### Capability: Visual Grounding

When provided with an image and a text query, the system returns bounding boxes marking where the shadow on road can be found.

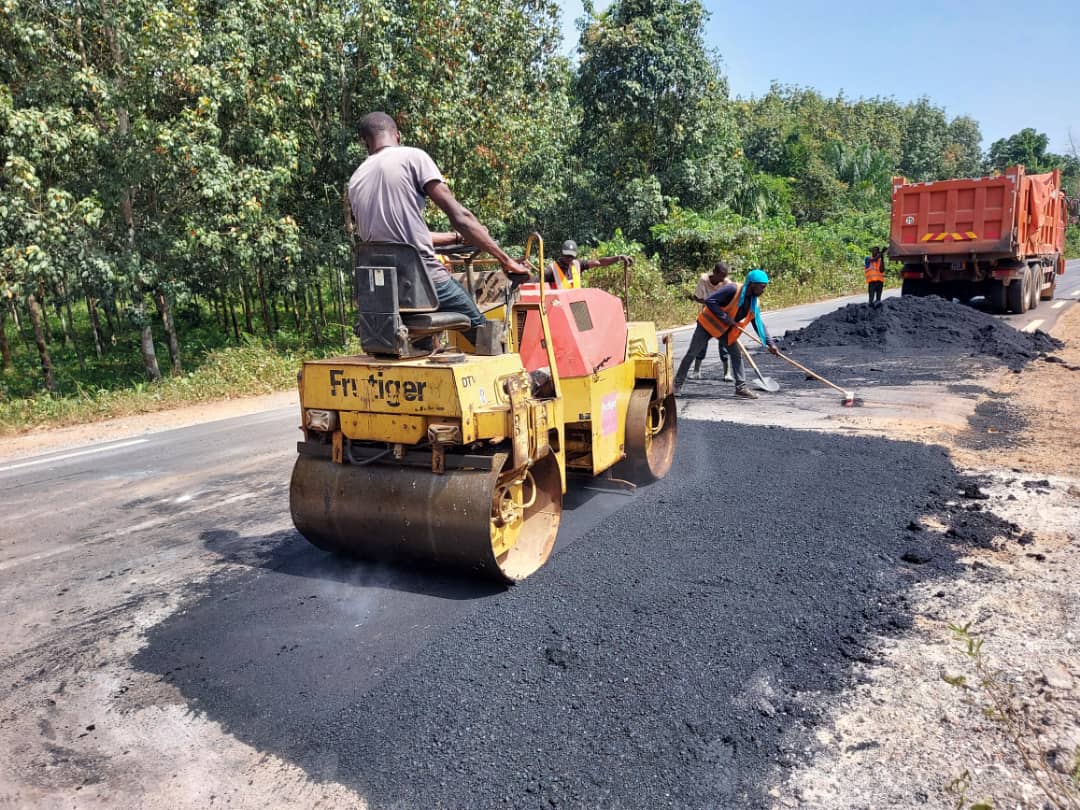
[201,527,506,601]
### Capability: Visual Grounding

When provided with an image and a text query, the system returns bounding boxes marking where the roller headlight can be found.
[305,409,338,432]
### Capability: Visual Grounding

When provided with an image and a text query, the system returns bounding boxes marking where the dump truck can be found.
[888,165,1068,313]
[288,236,677,582]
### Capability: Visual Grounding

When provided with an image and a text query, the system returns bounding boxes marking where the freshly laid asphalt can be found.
[135,420,1017,809]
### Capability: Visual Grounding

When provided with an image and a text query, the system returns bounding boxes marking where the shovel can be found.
[735,339,780,392]
[731,323,856,406]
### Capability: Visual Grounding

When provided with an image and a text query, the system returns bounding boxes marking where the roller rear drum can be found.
[290,453,562,582]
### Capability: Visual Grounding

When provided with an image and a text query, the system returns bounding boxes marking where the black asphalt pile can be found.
[135,422,1026,809]
[783,296,1061,369]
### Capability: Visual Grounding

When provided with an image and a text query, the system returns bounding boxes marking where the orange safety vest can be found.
[697,283,755,346]
[864,257,885,284]
[549,259,582,290]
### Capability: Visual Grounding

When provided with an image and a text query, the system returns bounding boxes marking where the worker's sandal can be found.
[735,386,758,399]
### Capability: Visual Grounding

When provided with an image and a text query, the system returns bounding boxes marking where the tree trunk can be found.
[0,305,13,372]
[314,281,326,330]
[10,300,33,353]
[239,276,253,333]
[107,12,160,382]
[307,286,322,344]
[228,294,240,342]
[212,290,224,330]
[336,268,347,345]
[54,292,73,349]
[132,283,161,381]
[155,290,182,375]
[256,267,272,338]
[60,280,86,371]
[37,282,54,342]
[271,292,280,333]
[26,292,57,394]
[290,292,301,332]
[102,293,117,339]
[85,295,104,359]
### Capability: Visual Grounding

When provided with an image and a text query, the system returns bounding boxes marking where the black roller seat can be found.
[402,311,472,335]
[354,242,470,356]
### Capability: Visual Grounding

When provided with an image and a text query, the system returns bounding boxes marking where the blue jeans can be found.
[434,278,485,328]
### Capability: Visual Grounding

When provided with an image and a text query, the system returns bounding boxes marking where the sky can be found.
[558,0,1079,155]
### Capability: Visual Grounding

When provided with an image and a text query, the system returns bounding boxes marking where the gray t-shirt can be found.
[347,145,450,285]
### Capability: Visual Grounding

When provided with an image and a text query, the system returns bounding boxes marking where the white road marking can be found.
[0,490,262,571]
[0,438,149,473]
[123,491,260,534]
[1022,319,1045,333]
[0,543,87,573]
[1052,301,1066,309]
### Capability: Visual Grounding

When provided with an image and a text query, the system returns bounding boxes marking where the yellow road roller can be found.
[289,236,677,581]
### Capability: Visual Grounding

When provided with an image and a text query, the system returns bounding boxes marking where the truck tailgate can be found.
[890,173,1017,258]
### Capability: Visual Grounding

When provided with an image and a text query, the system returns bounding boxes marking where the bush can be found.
[1066,223,1080,259]
[581,231,697,328]
[651,206,892,308]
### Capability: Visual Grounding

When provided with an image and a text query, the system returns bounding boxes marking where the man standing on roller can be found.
[347,111,530,336]
[674,269,779,399]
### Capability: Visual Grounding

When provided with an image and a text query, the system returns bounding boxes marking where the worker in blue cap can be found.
[674,269,779,399]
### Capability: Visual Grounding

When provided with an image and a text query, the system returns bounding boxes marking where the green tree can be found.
[987,128,1053,171]
[572,0,741,241]
[943,115,983,177]
[899,97,948,180]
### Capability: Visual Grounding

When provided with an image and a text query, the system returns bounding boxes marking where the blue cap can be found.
[746,269,769,284]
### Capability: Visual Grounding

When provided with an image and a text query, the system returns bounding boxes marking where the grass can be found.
[0,340,304,435]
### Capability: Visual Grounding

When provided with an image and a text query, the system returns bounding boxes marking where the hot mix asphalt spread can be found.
[135,421,1022,809]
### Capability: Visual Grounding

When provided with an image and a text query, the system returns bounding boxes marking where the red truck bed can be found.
[889,166,1064,261]
[887,165,1067,313]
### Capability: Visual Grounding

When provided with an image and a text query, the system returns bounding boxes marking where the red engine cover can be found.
[516,286,628,378]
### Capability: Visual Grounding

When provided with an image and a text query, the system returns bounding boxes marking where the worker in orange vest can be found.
[674,269,779,399]
[864,246,886,309]
[686,261,733,381]
[544,240,632,289]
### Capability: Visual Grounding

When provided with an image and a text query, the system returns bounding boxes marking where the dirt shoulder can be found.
[772,305,1080,809]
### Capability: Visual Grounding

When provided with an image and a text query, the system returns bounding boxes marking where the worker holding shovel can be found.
[674,269,779,399]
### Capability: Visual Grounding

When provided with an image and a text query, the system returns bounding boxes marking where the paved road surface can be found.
[0,259,1075,806]
[2,260,1076,661]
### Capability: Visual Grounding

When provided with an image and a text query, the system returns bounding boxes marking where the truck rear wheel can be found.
[988,280,1007,313]
[1040,271,1056,301]
[1027,266,1040,311]
[1006,277,1027,314]
[901,278,925,297]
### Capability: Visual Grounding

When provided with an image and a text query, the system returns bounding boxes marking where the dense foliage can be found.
[2,0,1078,413]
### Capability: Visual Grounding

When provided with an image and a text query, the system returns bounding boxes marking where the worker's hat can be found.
[746,269,769,284]
[560,240,578,257]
